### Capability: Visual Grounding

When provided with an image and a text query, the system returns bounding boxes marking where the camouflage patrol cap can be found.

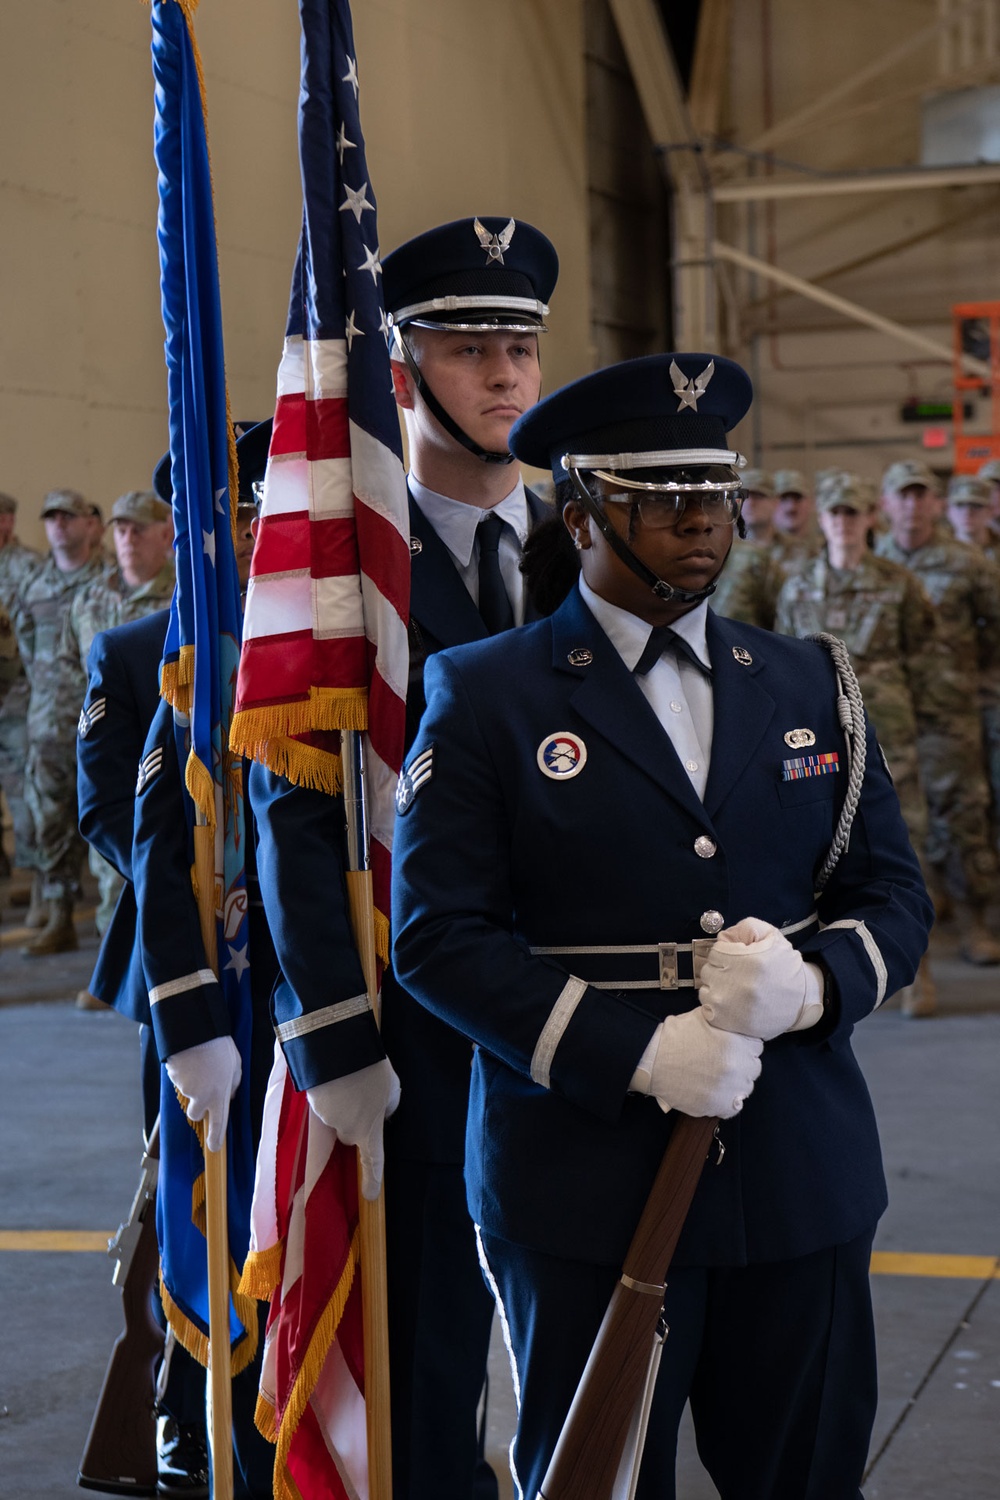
[975,458,1000,484]
[111,490,172,526]
[741,468,775,496]
[816,473,871,513]
[773,468,808,497]
[882,458,939,495]
[40,488,102,520]
[0,492,17,515]
[947,474,992,507]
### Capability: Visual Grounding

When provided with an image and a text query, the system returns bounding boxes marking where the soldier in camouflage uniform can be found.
[777,472,939,1014]
[976,457,1000,550]
[773,467,823,572]
[710,468,785,629]
[946,474,1000,869]
[876,458,1000,965]
[14,490,104,953]
[0,493,41,882]
[64,490,174,939]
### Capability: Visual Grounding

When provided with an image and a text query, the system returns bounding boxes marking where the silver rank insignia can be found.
[537,731,588,780]
[732,646,753,666]
[396,745,434,813]
[135,746,164,795]
[78,697,106,739]
[784,728,816,749]
[474,217,515,265]
[669,358,715,413]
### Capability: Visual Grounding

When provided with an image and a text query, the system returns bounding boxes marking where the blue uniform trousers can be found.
[479,1227,877,1500]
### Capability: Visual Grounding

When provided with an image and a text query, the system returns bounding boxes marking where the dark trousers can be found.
[480,1227,878,1500]
[385,1157,499,1500]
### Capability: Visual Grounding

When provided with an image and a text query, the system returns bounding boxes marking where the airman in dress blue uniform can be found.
[392,354,933,1500]
[250,215,559,1500]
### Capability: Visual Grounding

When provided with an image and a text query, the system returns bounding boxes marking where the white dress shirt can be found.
[578,577,714,800]
[408,476,530,626]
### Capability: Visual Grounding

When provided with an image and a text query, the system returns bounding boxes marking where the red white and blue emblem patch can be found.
[537,731,588,780]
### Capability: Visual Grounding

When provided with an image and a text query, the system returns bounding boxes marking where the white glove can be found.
[165,1036,242,1153]
[307,1059,401,1201]
[631,1008,764,1119]
[698,918,825,1041]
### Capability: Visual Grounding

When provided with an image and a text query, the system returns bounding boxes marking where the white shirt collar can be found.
[578,575,711,672]
[408,475,529,568]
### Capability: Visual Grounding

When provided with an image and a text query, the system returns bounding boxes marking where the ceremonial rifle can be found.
[78,1122,163,1496]
[538,1114,718,1500]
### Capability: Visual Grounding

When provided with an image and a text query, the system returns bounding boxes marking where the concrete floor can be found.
[1,870,998,1499]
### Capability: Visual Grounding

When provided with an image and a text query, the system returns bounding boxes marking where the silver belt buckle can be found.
[658,943,678,989]
[691,938,716,986]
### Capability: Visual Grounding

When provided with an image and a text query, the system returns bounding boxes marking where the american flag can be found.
[233,0,409,1495]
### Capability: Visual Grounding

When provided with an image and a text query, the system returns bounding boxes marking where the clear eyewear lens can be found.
[634,492,741,529]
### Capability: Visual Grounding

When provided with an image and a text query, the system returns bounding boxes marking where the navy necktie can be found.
[633,624,712,678]
[477,512,515,634]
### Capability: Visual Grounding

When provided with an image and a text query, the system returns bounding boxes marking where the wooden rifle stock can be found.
[78,1125,164,1496]
[539,1114,719,1500]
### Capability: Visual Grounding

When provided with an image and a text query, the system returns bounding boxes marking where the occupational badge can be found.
[77,697,106,739]
[783,728,816,749]
[409,536,423,557]
[567,648,593,667]
[732,646,753,665]
[396,745,434,813]
[537,732,588,780]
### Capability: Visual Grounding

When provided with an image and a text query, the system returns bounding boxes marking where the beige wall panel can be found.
[3,1,591,551]
[716,0,1000,479]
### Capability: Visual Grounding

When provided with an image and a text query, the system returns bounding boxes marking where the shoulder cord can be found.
[808,631,867,892]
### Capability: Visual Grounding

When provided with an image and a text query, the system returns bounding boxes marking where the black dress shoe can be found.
[156,1415,210,1497]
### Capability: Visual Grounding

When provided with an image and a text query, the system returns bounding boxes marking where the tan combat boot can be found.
[955,904,1000,966]
[900,954,937,1018]
[20,896,78,956]
[23,873,48,928]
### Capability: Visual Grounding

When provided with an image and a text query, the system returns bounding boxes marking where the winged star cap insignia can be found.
[474,217,516,265]
[669,358,715,413]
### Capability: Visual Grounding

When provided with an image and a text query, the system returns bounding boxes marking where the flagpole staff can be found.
[342,729,393,1500]
[193,814,234,1500]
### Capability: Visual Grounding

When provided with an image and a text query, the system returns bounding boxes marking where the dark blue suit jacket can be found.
[392,588,933,1268]
[383,485,551,1160]
[78,610,169,1021]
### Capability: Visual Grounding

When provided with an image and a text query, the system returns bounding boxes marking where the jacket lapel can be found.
[703,612,776,816]
[551,591,709,823]
[407,488,487,648]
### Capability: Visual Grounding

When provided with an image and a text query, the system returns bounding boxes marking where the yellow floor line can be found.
[870,1251,1000,1279]
[0,1236,996,1279]
[0,1230,110,1252]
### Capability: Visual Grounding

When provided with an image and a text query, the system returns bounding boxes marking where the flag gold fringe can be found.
[254,1392,278,1445]
[373,907,390,968]
[160,645,195,717]
[238,1242,283,1302]
[268,1224,362,1500]
[159,1264,259,1379]
[229,686,368,765]
[185,749,216,828]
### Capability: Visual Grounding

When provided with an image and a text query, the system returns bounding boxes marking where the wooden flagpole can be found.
[193,818,234,1500]
[342,730,393,1500]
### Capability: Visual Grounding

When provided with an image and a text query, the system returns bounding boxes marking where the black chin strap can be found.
[570,471,721,605]
[398,334,515,465]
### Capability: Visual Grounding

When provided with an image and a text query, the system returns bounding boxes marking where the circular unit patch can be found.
[537,731,588,781]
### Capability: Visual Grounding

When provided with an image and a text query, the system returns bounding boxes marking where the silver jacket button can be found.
[694,836,717,859]
[700,909,725,934]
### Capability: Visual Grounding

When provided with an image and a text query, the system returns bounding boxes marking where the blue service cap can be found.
[152,420,267,506]
[509,353,753,482]
[382,216,558,332]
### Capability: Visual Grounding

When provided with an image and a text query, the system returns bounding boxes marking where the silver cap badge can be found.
[669,358,715,413]
[474,217,515,265]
